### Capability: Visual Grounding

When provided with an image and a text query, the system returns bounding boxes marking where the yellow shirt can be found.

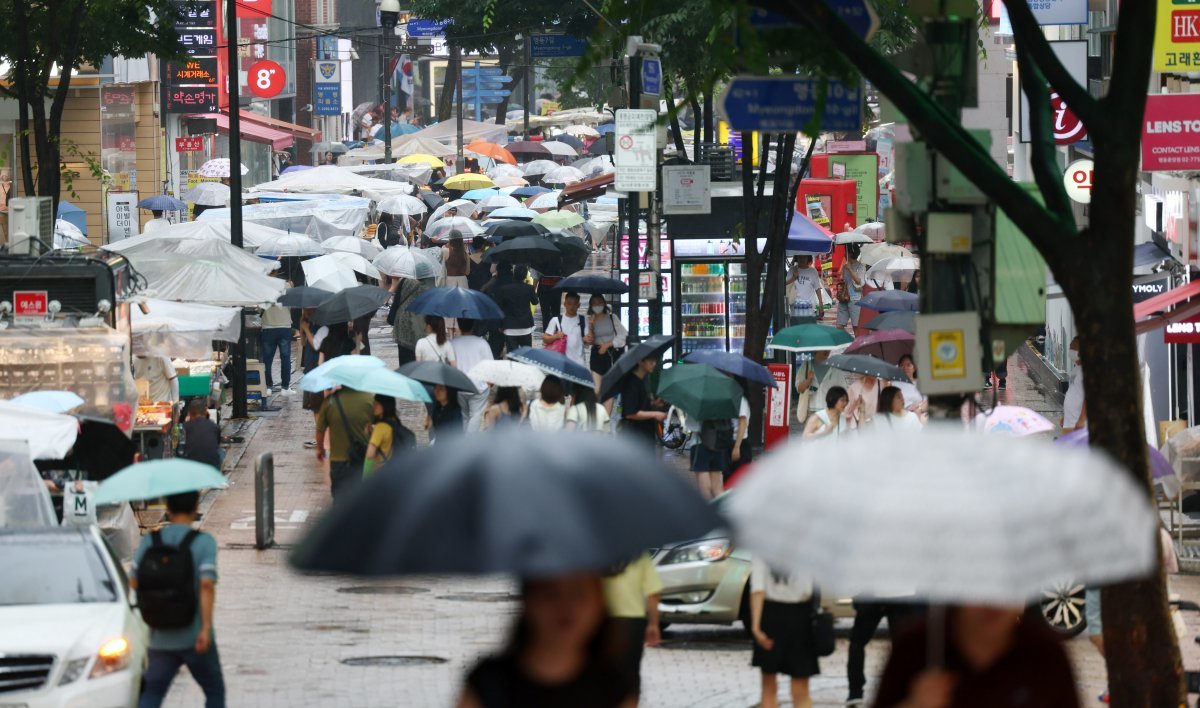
[602,554,663,619]
[368,421,394,465]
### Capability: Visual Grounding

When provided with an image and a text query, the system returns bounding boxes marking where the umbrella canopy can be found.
[289,430,721,577]
[769,323,854,352]
[279,286,334,308]
[786,212,835,255]
[254,232,325,258]
[466,141,517,165]
[489,207,538,220]
[396,361,477,392]
[533,210,585,229]
[444,173,495,191]
[479,194,523,211]
[552,274,629,294]
[522,159,559,177]
[373,246,440,279]
[835,231,875,245]
[825,353,906,381]
[63,417,137,482]
[599,334,676,400]
[183,182,231,206]
[983,406,1057,437]
[728,428,1158,604]
[550,134,585,150]
[308,251,381,279]
[543,166,585,184]
[132,299,240,356]
[682,351,776,389]
[859,242,914,268]
[545,232,590,275]
[597,123,615,135]
[541,141,579,159]
[859,290,919,313]
[507,346,593,388]
[197,158,248,178]
[429,199,479,223]
[863,310,916,333]
[310,285,391,325]
[0,402,78,460]
[56,201,88,235]
[844,329,915,363]
[94,459,227,505]
[299,353,388,392]
[406,286,503,320]
[527,191,563,210]
[306,266,360,293]
[323,235,383,259]
[1057,428,1173,480]
[565,124,600,138]
[397,153,445,169]
[506,141,551,159]
[485,220,547,243]
[281,165,313,175]
[492,175,529,188]
[138,195,187,211]
[866,257,920,283]
[307,364,430,402]
[418,190,446,210]
[657,363,743,421]
[377,194,428,217]
[426,216,485,242]
[487,163,526,180]
[468,360,546,390]
[54,219,89,249]
[462,187,501,201]
[483,235,562,272]
[512,185,552,197]
[10,391,85,414]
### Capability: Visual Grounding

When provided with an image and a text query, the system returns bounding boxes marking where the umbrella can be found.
[94,459,227,505]
[281,165,314,175]
[1057,428,1173,480]
[316,365,430,402]
[492,175,528,188]
[289,430,721,577]
[541,141,579,159]
[565,124,600,138]
[656,363,743,421]
[429,199,479,223]
[0,401,78,460]
[533,210,585,229]
[373,246,439,279]
[859,242,914,268]
[307,267,360,293]
[479,194,523,211]
[466,141,517,165]
[489,207,538,220]
[279,286,334,308]
[398,153,445,169]
[396,361,477,392]
[522,159,560,177]
[863,310,916,333]
[484,235,562,271]
[54,219,89,249]
[418,190,445,210]
[377,194,428,216]
[63,417,137,481]
[507,346,593,388]
[183,182,231,207]
[866,257,920,283]
[137,195,187,211]
[844,329,915,363]
[825,353,907,381]
[545,232,590,275]
[983,406,1057,437]
[57,202,88,235]
[552,274,629,294]
[311,251,381,279]
[785,211,835,255]
[426,216,485,242]
[299,353,388,392]
[487,163,525,180]
[406,286,503,320]
[485,220,547,243]
[727,428,1157,604]
[462,188,501,201]
[10,390,85,413]
[310,285,391,326]
[859,290,919,313]
[469,360,546,389]
[682,351,776,389]
[527,191,563,210]
[197,158,248,179]
[599,334,676,400]
[768,323,854,352]
[444,173,495,191]
[597,123,615,135]
[512,186,552,197]
[507,141,551,159]
[254,233,325,258]
[543,166,585,184]
[323,235,383,259]
[835,231,875,245]
[550,134,585,150]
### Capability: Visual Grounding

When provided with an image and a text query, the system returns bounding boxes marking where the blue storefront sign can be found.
[719,76,862,133]
[530,32,588,58]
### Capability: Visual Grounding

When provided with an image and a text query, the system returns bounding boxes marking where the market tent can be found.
[103,219,296,251]
[132,298,242,357]
[252,166,414,201]
[103,238,284,306]
[392,135,458,157]
[0,403,79,462]
[409,118,507,147]
[198,197,371,240]
[0,441,57,527]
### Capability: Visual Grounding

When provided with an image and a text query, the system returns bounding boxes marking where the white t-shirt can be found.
[750,557,812,603]
[1063,364,1085,428]
[792,268,823,307]
[528,400,566,431]
[415,334,456,364]
[804,361,848,413]
[547,313,587,365]
[894,380,924,410]
[452,335,493,393]
[732,396,751,437]
[879,411,922,432]
[566,402,610,432]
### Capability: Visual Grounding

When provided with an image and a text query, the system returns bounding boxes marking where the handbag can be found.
[835,279,851,304]
[333,393,370,466]
[810,588,836,657]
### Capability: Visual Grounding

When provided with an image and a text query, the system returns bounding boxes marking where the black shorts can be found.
[690,445,730,474]
[590,345,622,375]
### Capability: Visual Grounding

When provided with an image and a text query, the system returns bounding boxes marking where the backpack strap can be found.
[178,529,200,551]
[151,530,164,548]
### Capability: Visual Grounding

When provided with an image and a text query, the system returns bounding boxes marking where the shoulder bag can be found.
[333,393,370,465]
[810,587,836,657]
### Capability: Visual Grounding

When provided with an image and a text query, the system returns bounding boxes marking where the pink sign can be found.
[1143,94,1200,172]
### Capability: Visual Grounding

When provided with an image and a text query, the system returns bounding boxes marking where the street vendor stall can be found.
[199,195,372,240]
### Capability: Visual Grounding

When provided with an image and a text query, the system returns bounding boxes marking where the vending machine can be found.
[674,239,770,356]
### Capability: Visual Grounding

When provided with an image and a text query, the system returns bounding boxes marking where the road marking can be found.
[231,508,309,530]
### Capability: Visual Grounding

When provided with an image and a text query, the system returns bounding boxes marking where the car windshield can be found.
[0,533,117,605]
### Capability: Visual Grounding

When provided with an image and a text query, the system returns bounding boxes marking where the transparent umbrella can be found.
[323,235,383,259]
[373,246,439,279]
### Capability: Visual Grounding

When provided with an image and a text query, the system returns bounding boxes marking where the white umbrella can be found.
[543,166,585,184]
[541,141,578,158]
[377,194,429,217]
[491,175,528,188]
[527,191,562,210]
[564,124,600,138]
[183,182,231,207]
[479,194,522,212]
[254,232,325,257]
[835,231,875,245]
[426,217,485,241]
[303,257,361,292]
[54,219,89,249]
[468,360,545,390]
[373,246,440,279]
[197,158,248,178]
[487,163,526,180]
[323,235,383,259]
[429,199,479,223]
[855,222,887,242]
[728,427,1157,604]
[307,251,380,279]
[522,159,559,177]
[858,242,914,268]
[865,256,920,282]
[9,391,85,414]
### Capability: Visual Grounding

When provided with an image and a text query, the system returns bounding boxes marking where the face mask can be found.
[591,306,605,314]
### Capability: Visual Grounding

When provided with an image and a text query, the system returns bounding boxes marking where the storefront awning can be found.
[239,110,321,143]
[191,112,293,150]
[1134,279,1200,335]
[559,173,613,206]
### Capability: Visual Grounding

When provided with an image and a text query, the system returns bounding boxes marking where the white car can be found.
[0,525,147,707]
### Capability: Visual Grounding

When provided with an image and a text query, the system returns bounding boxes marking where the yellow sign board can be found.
[1154,1,1200,72]
[540,101,561,116]
[927,329,966,380]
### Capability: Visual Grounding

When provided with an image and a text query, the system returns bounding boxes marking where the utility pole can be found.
[455,45,464,165]
[523,36,532,139]
[625,50,643,342]
[380,0,400,163]
[226,0,246,419]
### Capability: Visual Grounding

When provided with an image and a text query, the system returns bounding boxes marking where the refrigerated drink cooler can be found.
[676,259,768,355]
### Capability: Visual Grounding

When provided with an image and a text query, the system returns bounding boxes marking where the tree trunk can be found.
[702,91,714,144]
[665,85,687,155]
[436,53,459,123]
[493,47,514,125]
[688,95,702,158]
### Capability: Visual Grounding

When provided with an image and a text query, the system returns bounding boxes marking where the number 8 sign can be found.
[248,60,285,99]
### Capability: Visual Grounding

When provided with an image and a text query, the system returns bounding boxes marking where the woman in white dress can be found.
[876,386,922,432]
[803,386,850,440]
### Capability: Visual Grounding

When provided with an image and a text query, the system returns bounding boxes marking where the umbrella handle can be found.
[926,603,945,670]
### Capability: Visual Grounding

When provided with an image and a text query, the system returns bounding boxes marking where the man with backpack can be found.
[131,491,225,707]
[316,385,376,499]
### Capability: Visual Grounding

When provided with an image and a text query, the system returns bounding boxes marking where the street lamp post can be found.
[379,0,400,163]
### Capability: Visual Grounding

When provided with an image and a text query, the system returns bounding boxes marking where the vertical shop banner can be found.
[764,363,791,450]
[826,153,878,222]
[314,60,341,115]
[106,192,139,242]
[1142,94,1200,172]
[1156,0,1200,71]
[99,85,138,194]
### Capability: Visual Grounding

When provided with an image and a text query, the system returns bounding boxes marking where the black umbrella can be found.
[310,285,391,326]
[599,334,676,401]
[863,310,916,334]
[279,286,334,309]
[484,220,547,243]
[484,235,562,272]
[289,430,721,576]
[825,353,907,381]
[418,190,445,210]
[66,417,137,481]
[552,273,629,294]
[552,134,585,150]
[546,232,590,275]
[397,360,477,392]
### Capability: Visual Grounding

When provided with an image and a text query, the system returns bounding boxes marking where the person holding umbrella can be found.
[803,386,850,440]
[316,384,375,498]
[483,386,527,429]
[453,319,495,432]
[786,256,825,323]
[565,385,610,433]
[619,356,667,447]
[415,316,457,366]
[389,273,436,368]
[528,376,568,432]
[846,374,881,429]
[877,386,922,432]
[492,264,540,354]
[426,384,464,441]
[443,232,471,337]
[837,244,866,331]
[748,555,820,708]
[586,294,627,403]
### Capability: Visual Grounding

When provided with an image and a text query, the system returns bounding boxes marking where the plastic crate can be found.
[178,374,211,398]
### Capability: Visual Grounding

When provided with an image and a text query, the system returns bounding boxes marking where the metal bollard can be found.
[254,452,275,549]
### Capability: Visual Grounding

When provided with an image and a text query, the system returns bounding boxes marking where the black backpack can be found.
[700,418,734,452]
[138,530,200,629]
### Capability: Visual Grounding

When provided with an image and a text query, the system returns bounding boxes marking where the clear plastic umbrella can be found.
[306,252,380,279]
[479,194,522,211]
[866,256,920,282]
[377,194,428,217]
[183,182,231,206]
[522,159,559,177]
[429,199,479,223]
[323,235,383,259]
[254,233,325,257]
[859,242,914,268]
[527,191,562,210]
[543,166,585,184]
[468,360,546,390]
[373,246,440,279]
[426,217,485,242]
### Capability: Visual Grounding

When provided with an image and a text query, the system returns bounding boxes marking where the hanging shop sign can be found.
[175,137,205,152]
[1155,0,1200,72]
[1142,94,1200,172]
[248,59,285,99]
[1019,41,1087,144]
[313,60,341,116]
[1062,159,1093,204]
[1165,315,1200,344]
[166,58,219,86]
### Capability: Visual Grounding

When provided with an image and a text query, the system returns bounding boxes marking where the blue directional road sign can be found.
[462,66,505,77]
[747,0,879,41]
[641,57,662,95]
[530,33,588,58]
[405,18,448,37]
[718,76,862,133]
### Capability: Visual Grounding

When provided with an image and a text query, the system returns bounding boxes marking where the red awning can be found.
[192,112,294,150]
[558,173,614,206]
[1134,279,1200,335]
[239,110,321,143]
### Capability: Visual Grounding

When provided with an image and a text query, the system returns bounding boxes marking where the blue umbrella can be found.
[137,195,187,211]
[406,286,503,320]
[508,346,593,387]
[512,186,552,197]
[462,188,500,201]
[597,124,616,135]
[859,290,919,313]
[57,201,87,235]
[785,211,834,254]
[396,123,419,135]
[682,350,777,389]
[282,165,315,175]
[300,354,388,392]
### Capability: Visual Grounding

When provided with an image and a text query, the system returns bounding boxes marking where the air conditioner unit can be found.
[8,197,54,255]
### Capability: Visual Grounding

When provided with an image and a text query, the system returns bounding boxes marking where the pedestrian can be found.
[453,318,494,431]
[872,606,1079,708]
[748,556,820,708]
[317,321,359,363]
[458,573,636,707]
[618,356,667,447]
[803,386,849,440]
[837,244,866,331]
[894,354,926,415]
[845,597,921,706]
[426,383,464,442]
[543,291,588,366]
[351,312,373,356]
[731,383,752,473]
[299,308,324,448]
[444,231,471,337]
[377,213,402,249]
[363,394,415,476]
[315,385,375,499]
[529,375,568,431]
[322,150,337,165]
[1062,336,1086,432]
[132,491,225,708]
[877,385,922,431]
[537,270,563,332]
[846,373,880,429]
[467,236,492,291]
[688,412,730,500]
[481,262,508,358]
[415,315,457,365]
[389,274,435,367]
[144,210,171,232]
[483,386,526,429]
[586,294,627,404]
[983,353,1008,390]
[786,256,825,323]
[602,553,662,692]
[133,355,179,403]
[565,385,610,433]
[493,264,540,354]
[794,351,846,426]
[260,300,293,394]
[180,399,222,471]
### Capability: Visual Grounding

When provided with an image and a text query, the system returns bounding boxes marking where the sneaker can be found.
[983,379,993,390]
[998,378,1007,390]
[1098,690,1109,703]
[303,440,317,448]
[270,385,281,392]
[279,388,295,396]
[846,699,865,707]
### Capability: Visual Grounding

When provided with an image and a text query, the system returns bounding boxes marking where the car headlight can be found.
[659,538,732,565]
[89,637,131,679]
[59,657,91,685]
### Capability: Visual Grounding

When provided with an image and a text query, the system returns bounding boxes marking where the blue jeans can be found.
[139,645,226,708]
[260,328,292,388]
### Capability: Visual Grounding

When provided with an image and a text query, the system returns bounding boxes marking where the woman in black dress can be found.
[749,557,820,708]
[459,574,636,708]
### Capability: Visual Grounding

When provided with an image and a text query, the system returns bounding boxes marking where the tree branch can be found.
[1003,0,1100,132]
[1104,0,1156,139]
[1015,41,1074,228]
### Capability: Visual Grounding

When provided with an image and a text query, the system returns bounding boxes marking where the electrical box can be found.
[927,212,973,254]
[893,141,931,214]
[935,129,990,204]
[914,311,984,395]
[8,197,54,256]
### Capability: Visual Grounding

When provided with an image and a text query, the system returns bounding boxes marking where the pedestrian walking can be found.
[894,354,926,415]
[1062,336,1086,432]
[602,554,662,692]
[837,244,866,331]
[299,308,323,448]
[618,356,667,447]
[543,292,588,366]
[317,321,359,362]
[565,385,610,433]
[426,383,464,441]
[748,556,820,708]
[846,373,880,429]
[731,385,752,473]
[493,264,540,354]
[587,294,627,406]
[786,256,825,323]
[537,270,563,332]
[352,312,373,356]
[444,232,471,337]
[467,236,492,291]
[415,316,457,366]
[180,399,222,471]
[876,386,922,432]
[528,375,567,431]
[389,274,435,367]
[794,351,847,426]
[483,386,526,429]
[453,319,494,432]
[845,598,921,706]
[315,385,375,499]
[260,301,293,393]
[688,411,730,500]
[803,386,849,440]
[458,574,636,708]
[132,491,226,708]
[363,394,415,476]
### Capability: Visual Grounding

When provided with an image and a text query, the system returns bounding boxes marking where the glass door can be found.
[678,261,728,355]
[727,261,767,354]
